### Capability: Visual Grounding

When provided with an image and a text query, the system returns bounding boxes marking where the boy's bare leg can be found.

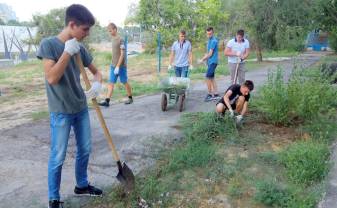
[106,83,114,98]
[216,103,225,114]
[211,79,218,95]
[124,82,133,104]
[98,83,114,107]
[235,96,245,113]
[206,79,212,94]
[124,82,132,97]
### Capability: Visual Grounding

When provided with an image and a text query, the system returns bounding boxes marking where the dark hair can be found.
[108,22,117,30]
[206,27,214,32]
[237,29,245,37]
[243,80,254,91]
[65,4,95,26]
[180,30,186,35]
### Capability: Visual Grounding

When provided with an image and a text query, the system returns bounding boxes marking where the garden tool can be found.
[232,57,243,85]
[75,54,135,193]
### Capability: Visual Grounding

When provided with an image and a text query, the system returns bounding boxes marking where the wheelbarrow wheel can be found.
[178,94,185,112]
[161,93,168,111]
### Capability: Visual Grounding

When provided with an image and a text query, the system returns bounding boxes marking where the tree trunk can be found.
[255,42,263,62]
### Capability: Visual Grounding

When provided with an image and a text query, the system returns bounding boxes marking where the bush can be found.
[287,69,337,120]
[328,28,337,53]
[257,66,337,125]
[258,67,290,125]
[279,141,330,186]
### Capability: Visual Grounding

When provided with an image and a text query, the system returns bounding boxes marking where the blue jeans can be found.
[175,66,189,77]
[48,108,91,200]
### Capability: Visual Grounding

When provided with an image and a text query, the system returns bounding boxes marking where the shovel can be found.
[232,57,242,85]
[75,54,135,193]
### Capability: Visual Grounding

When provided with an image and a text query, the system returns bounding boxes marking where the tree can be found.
[132,0,230,51]
[6,19,22,26]
[32,8,66,45]
[243,0,315,61]
[0,18,5,25]
[315,0,337,52]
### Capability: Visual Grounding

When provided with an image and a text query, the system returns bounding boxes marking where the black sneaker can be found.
[98,100,109,107]
[124,97,133,105]
[48,200,64,208]
[204,94,213,102]
[74,184,103,197]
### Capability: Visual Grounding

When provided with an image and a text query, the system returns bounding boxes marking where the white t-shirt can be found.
[226,38,250,63]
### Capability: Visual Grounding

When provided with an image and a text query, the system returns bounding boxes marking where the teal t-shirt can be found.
[37,37,93,114]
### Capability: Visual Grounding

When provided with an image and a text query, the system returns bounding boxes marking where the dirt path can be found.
[0,52,325,208]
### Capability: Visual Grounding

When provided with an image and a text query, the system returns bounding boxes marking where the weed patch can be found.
[279,140,330,186]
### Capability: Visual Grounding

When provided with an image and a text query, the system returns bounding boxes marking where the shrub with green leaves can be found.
[287,69,337,120]
[257,65,337,125]
[258,67,290,125]
[279,141,330,186]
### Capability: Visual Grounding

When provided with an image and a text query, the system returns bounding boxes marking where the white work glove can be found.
[228,109,234,118]
[114,67,120,75]
[197,59,203,64]
[84,81,102,99]
[236,115,243,123]
[64,38,80,56]
[167,64,173,71]
[189,65,194,70]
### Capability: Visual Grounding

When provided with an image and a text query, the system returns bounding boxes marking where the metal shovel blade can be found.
[116,161,135,193]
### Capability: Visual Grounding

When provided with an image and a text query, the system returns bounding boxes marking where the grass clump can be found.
[180,112,238,143]
[279,140,330,186]
[166,140,216,172]
[254,180,293,207]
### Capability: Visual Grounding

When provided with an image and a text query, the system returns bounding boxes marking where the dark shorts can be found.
[206,63,217,79]
[216,97,236,110]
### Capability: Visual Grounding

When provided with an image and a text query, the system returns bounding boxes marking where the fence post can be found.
[157,32,161,74]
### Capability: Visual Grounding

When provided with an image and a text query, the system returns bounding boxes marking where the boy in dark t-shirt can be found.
[37,4,103,208]
[216,80,254,123]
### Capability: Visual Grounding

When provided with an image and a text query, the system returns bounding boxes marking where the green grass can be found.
[279,140,330,186]
[31,110,49,121]
[83,102,335,208]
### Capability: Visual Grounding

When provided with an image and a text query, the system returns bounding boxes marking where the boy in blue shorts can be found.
[198,27,220,102]
[99,22,133,106]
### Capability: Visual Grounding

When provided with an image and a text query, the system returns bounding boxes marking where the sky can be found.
[2,0,138,27]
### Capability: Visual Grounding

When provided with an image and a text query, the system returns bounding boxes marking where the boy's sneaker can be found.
[48,200,64,208]
[212,94,221,100]
[74,184,103,197]
[124,97,133,105]
[204,94,213,102]
[98,100,109,107]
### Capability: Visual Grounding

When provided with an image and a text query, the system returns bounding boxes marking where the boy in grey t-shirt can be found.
[37,4,103,208]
